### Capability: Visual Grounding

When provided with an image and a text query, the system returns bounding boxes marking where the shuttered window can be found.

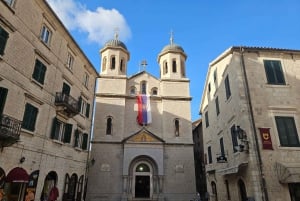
[264,60,285,85]
[32,59,46,85]
[82,133,88,150]
[0,26,9,56]
[50,117,72,143]
[275,116,299,147]
[22,103,38,131]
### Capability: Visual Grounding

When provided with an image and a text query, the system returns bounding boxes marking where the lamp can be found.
[236,126,247,140]
[19,156,25,163]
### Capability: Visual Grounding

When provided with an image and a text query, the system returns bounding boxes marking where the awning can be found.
[275,162,300,183]
[5,167,29,183]
[216,162,248,175]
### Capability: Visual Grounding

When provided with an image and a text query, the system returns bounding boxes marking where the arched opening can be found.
[211,181,218,201]
[238,179,247,201]
[174,119,180,136]
[4,167,29,201]
[40,171,58,201]
[106,117,112,135]
[102,57,107,71]
[129,156,158,199]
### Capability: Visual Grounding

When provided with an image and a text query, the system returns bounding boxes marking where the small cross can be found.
[140,60,148,71]
[114,27,119,40]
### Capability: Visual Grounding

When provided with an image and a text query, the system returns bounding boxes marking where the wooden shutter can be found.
[74,129,79,147]
[50,117,58,139]
[62,83,71,95]
[82,133,88,150]
[0,87,8,115]
[85,103,90,118]
[63,123,72,143]
[0,27,9,55]
[22,103,38,131]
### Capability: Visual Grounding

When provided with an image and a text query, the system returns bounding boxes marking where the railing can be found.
[55,92,79,114]
[0,114,22,145]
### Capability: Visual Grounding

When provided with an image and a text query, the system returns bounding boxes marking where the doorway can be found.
[135,176,150,198]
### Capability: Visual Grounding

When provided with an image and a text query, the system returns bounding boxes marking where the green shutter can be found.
[63,123,72,143]
[0,87,8,115]
[85,103,90,118]
[22,103,38,131]
[40,63,46,84]
[74,129,79,147]
[82,133,88,150]
[50,118,58,139]
[78,96,82,113]
[0,27,9,55]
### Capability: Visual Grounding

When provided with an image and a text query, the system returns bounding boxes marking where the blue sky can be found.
[47,0,300,121]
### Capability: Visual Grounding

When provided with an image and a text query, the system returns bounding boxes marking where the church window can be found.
[174,118,180,136]
[141,81,147,94]
[163,61,168,74]
[106,116,112,135]
[111,56,116,69]
[120,58,125,72]
[130,87,136,95]
[102,57,107,71]
[181,61,185,77]
[172,60,177,73]
[151,87,158,96]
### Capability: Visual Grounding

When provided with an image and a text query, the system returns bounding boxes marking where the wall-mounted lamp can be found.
[19,156,25,163]
[235,126,249,152]
[236,126,247,140]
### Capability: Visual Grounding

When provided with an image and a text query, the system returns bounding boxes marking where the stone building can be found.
[192,119,207,200]
[200,46,300,201]
[0,1,97,201]
[87,34,196,201]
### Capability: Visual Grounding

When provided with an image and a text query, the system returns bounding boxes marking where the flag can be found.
[137,94,152,125]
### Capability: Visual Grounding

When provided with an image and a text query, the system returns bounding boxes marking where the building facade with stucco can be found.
[200,46,300,201]
[0,1,98,201]
[87,34,196,201]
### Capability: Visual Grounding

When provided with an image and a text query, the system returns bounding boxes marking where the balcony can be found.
[55,92,79,118]
[0,114,22,148]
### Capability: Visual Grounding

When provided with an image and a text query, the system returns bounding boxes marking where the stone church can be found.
[87,34,196,201]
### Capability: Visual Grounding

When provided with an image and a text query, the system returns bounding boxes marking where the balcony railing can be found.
[0,114,22,147]
[55,92,79,117]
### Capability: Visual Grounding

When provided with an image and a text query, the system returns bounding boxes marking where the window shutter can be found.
[0,27,9,55]
[63,123,72,143]
[85,103,90,118]
[40,63,46,84]
[74,129,79,147]
[0,87,8,115]
[82,133,88,150]
[78,96,82,113]
[50,118,58,139]
[22,104,38,131]
[231,125,238,152]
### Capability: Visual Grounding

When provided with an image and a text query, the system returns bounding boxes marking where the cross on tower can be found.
[140,60,148,71]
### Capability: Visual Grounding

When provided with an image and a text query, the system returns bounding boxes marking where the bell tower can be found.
[100,31,130,77]
[157,32,187,80]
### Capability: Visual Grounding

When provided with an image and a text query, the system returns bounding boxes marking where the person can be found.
[196,192,202,201]
[25,190,35,201]
[0,190,4,201]
[48,184,59,201]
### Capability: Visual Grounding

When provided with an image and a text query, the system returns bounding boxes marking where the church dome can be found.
[161,43,184,53]
[160,33,184,54]
[103,32,127,50]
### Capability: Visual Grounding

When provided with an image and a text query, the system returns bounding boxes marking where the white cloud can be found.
[47,0,131,45]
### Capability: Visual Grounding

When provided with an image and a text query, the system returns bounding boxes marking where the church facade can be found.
[87,35,196,201]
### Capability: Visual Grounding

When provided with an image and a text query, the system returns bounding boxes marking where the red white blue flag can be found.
[137,94,152,125]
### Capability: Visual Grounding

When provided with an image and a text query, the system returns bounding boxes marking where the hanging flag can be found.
[137,94,152,125]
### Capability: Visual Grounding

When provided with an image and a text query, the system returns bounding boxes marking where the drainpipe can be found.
[239,47,269,201]
[83,76,98,201]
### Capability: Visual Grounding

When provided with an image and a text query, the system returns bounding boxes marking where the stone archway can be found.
[127,156,160,200]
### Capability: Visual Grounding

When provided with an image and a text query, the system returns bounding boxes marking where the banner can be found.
[137,94,152,125]
[259,128,273,150]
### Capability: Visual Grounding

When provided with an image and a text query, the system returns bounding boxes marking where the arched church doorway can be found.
[134,163,151,198]
[130,157,158,199]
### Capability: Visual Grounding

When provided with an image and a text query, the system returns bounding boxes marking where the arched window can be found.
[141,81,147,94]
[151,87,158,96]
[102,57,107,71]
[181,61,185,77]
[76,175,84,201]
[211,181,218,201]
[238,179,247,201]
[172,60,177,73]
[130,87,136,95]
[175,119,179,136]
[106,117,112,135]
[163,61,168,74]
[120,58,125,72]
[111,56,116,69]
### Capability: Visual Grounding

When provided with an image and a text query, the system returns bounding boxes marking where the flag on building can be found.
[137,94,152,125]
